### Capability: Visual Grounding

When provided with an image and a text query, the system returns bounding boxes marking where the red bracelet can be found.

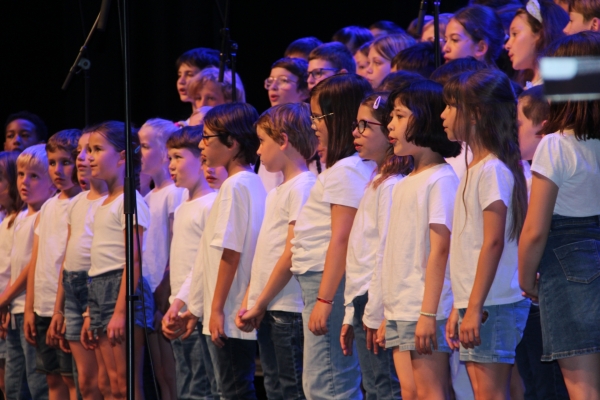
[316,297,334,305]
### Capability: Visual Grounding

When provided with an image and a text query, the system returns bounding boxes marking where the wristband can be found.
[316,297,334,305]
[53,310,64,317]
[82,311,90,318]
[420,311,436,318]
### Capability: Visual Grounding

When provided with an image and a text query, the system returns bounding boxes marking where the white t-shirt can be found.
[65,191,107,272]
[532,131,600,217]
[382,164,457,321]
[343,174,400,328]
[144,184,185,292]
[257,160,321,194]
[170,191,217,308]
[0,215,15,295]
[247,171,316,313]
[291,154,376,275]
[10,210,38,313]
[187,171,266,340]
[33,195,74,317]
[445,142,473,180]
[450,154,524,309]
[522,161,532,198]
[89,192,150,277]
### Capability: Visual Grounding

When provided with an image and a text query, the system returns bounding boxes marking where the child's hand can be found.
[415,315,438,355]
[308,301,332,336]
[364,323,381,355]
[161,303,184,339]
[0,308,8,340]
[107,311,126,346]
[521,272,540,304]
[240,305,266,330]
[376,320,387,348]
[459,307,482,349]
[179,311,199,340]
[23,310,37,346]
[340,324,354,356]
[48,313,65,341]
[234,308,254,333]
[80,315,97,350]
[209,310,228,348]
[445,308,460,351]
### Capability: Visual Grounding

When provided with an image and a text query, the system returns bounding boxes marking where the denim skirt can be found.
[538,214,600,361]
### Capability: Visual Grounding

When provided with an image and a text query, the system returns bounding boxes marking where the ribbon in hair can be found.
[373,96,382,110]
[526,0,543,23]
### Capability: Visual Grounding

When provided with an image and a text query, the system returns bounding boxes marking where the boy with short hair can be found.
[564,0,600,34]
[284,37,323,60]
[161,125,219,400]
[0,144,57,400]
[24,130,82,399]
[391,41,437,78]
[307,42,356,90]
[187,67,246,109]
[176,47,220,120]
[4,111,48,152]
[237,103,318,399]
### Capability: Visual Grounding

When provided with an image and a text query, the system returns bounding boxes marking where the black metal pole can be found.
[434,0,441,68]
[218,0,230,83]
[415,0,428,38]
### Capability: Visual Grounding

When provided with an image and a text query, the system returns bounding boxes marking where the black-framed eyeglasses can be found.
[310,113,334,123]
[202,131,228,145]
[307,68,339,80]
[351,120,385,134]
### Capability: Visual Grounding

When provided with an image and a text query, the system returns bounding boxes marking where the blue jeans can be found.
[171,322,219,400]
[257,311,305,400]
[63,270,89,342]
[206,335,256,400]
[515,304,569,400]
[297,271,362,400]
[352,293,400,400]
[5,313,49,400]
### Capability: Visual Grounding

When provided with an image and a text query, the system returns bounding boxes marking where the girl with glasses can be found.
[265,58,309,108]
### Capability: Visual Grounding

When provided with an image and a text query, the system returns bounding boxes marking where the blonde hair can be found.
[140,118,179,147]
[17,144,50,176]
[187,67,246,103]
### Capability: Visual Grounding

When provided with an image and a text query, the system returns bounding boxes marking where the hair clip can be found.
[526,0,543,24]
[373,96,382,110]
[134,145,140,154]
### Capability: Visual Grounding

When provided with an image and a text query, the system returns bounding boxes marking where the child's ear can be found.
[591,17,600,31]
[474,40,489,60]
[279,132,290,150]
[340,68,349,74]
[541,119,547,127]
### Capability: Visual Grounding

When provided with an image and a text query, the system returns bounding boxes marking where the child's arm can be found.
[518,173,557,301]
[24,215,41,346]
[48,225,71,344]
[460,200,507,349]
[309,204,357,336]
[154,212,175,317]
[209,248,241,348]
[234,285,253,332]
[241,223,296,327]
[415,223,451,355]
[107,226,143,346]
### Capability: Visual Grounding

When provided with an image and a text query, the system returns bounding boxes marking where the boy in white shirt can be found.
[0,144,57,399]
[237,103,318,399]
[24,130,83,399]
[139,118,184,400]
[160,126,219,399]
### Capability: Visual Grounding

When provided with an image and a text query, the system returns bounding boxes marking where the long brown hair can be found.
[443,69,527,241]
[0,151,25,228]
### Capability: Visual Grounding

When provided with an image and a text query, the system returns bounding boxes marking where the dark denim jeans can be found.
[172,322,219,400]
[206,335,257,400]
[515,304,569,400]
[352,293,401,400]
[257,310,305,400]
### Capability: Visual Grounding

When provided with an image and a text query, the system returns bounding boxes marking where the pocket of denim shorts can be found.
[554,239,600,284]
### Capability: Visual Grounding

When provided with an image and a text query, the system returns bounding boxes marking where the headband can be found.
[526,0,543,24]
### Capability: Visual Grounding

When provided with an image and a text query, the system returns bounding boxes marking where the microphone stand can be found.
[217,0,238,101]
[413,0,442,68]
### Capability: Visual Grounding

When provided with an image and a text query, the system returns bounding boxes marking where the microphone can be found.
[98,0,112,31]
[415,0,428,38]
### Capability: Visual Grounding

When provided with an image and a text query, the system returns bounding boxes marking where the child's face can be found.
[202,163,227,190]
[177,63,200,102]
[505,14,539,71]
[198,126,232,169]
[47,149,76,192]
[139,127,167,176]
[193,81,226,109]
[441,104,459,141]
[167,147,201,190]
[563,11,597,35]
[87,132,124,182]
[0,168,11,210]
[267,67,307,107]
[517,100,543,161]
[443,19,481,62]
[17,164,55,208]
[307,59,338,91]
[310,96,328,165]
[387,100,416,157]
[76,133,91,190]
[256,127,285,173]
[5,119,39,152]
[352,105,390,165]
[354,52,370,79]
[366,48,391,89]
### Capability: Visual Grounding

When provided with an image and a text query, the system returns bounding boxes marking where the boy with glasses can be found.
[307,43,356,90]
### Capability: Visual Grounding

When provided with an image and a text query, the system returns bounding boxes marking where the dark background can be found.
[0,0,468,139]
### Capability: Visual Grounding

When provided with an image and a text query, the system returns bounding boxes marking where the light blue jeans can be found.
[297,271,362,400]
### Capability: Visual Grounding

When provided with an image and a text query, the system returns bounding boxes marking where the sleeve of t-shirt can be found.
[428,174,458,230]
[120,193,150,231]
[34,201,48,236]
[478,160,513,211]
[210,181,249,252]
[531,134,571,188]
[287,178,314,223]
[322,163,371,209]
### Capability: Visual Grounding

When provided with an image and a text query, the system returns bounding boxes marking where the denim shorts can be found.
[34,314,73,376]
[458,299,530,364]
[63,270,89,342]
[385,318,452,353]
[538,214,600,361]
[0,338,5,359]
[88,270,155,333]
